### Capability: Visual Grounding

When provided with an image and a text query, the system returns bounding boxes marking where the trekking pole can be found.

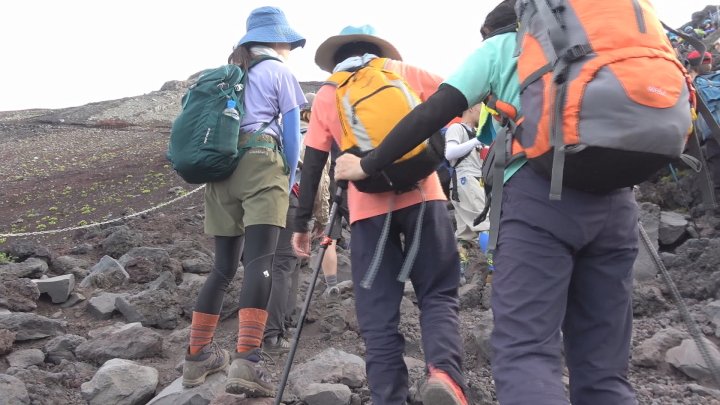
[274,181,347,404]
[639,223,720,387]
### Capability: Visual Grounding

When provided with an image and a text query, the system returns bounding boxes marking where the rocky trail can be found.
[1,78,720,405]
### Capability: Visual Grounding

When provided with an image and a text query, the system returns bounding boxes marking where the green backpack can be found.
[167,58,277,184]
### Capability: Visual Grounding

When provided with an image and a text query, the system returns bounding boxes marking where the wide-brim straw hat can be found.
[314,25,402,73]
[237,6,306,50]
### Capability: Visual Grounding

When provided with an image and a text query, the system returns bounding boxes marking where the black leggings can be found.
[194,224,281,314]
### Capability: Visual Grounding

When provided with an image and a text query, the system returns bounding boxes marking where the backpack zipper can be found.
[203,127,211,144]
[351,85,396,124]
[631,0,646,33]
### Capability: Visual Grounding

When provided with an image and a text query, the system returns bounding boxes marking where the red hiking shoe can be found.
[422,365,468,405]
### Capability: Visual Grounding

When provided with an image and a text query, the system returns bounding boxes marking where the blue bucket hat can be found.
[314,25,402,73]
[237,6,305,50]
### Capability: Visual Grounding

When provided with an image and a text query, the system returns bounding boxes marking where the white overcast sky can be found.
[0,0,713,111]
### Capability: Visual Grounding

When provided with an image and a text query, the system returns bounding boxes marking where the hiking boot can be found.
[182,341,230,387]
[263,335,291,354]
[421,366,468,405]
[225,348,276,397]
[323,286,341,304]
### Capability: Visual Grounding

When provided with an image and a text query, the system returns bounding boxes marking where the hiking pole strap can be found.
[680,154,703,173]
[549,81,569,201]
[487,127,509,253]
[274,182,346,404]
[450,170,461,202]
[360,199,394,289]
[661,21,707,67]
[638,222,720,387]
[696,96,720,146]
[474,194,491,226]
[687,126,719,209]
[450,153,470,203]
[397,186,427,283]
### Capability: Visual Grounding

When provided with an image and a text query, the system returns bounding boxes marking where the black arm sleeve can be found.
[360,84,469,175]
[289,146,329,233]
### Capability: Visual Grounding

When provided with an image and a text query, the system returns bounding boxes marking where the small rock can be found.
[6,349,45,368]
[659,211,688,246]
[44,334,87,364]
[298,382,352,405]
[0,313,66,341]
[60,292,86,308]
[52,255,90,278]
[147,373,225,405]
[0,374,30,404]
[87,292,128,320]
[32,274,75,303]
[79,256,129,289]
[0,329,15,354]
[76,323,163,364]
[0,277,40,312]
[666,338,720,382]
[0,258,48,279]
[81,358,158,405]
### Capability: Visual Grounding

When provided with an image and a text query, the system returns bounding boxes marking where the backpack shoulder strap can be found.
[367,57,389,69]
[327,71,352,87]
[248,55,281,68]
[450,124,477,169]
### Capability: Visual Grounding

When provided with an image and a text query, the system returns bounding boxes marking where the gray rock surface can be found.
[0,374,30,405]
[33,274,75,303]
[79,255,129,289]
[0,313,66,341]
[81,358,159,405]
[76,323,163,364]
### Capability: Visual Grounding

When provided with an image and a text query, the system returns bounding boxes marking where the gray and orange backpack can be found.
[487,0,696,200]
[478,0,700,254]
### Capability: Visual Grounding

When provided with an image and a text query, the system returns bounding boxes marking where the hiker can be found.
[335,0,683,403]
[444,104,489,284]
[181,6,306,398]
[291,25,468,405]
[315,163,347,303]
[263,92,335,354]
[687,50,720,198]
[304,93,345,302]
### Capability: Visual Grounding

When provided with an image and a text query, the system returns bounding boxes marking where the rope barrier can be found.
[0,185,205,238]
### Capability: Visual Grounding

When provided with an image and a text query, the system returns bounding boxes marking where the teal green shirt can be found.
[443,32,526,182]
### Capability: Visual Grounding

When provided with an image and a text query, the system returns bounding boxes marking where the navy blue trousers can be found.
[491,165,639,405]
[351,200,465,404]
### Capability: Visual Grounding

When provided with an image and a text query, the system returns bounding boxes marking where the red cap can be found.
[688,50,713,64]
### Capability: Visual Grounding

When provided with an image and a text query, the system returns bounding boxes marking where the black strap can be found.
[487,127,510,254]
[687,125,718,210]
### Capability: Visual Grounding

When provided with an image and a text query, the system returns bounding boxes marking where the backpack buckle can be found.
[563,44,592,62]
[234,83,244,92]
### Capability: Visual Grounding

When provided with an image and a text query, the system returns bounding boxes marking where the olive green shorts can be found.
[204,134,289,236]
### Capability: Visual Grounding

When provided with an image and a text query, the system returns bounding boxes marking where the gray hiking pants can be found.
[491,165,639,405]
[265,195,300,339]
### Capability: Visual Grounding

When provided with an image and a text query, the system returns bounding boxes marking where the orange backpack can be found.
[326,58,445,193]
[507,0,695,199]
